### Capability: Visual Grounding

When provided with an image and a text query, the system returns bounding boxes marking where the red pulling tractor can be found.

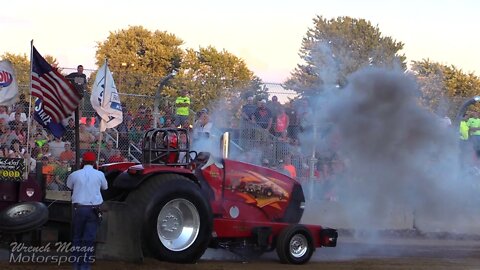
[1,128,337,264]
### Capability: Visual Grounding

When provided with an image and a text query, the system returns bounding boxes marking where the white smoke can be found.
[302,66,480,235]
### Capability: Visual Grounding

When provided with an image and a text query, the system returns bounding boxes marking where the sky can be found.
[2,0,480,83]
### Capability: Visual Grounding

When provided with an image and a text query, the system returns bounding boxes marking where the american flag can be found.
[31,46,81,123]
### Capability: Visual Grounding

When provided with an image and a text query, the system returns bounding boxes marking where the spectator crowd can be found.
[2,87,347,201]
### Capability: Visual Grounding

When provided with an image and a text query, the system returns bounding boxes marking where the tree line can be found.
[2,16,479,118]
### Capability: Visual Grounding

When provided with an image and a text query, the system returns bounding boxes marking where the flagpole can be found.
[24,40,34,179]
[26,40,34,157]
[96,59,108,166]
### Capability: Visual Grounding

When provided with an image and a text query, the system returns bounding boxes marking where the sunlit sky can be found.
[2,0,479,83]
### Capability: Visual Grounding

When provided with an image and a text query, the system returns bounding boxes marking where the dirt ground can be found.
[1,257,480,270]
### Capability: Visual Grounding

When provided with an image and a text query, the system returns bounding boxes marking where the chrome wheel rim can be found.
[289,233,308,258]
[157,198,200,251]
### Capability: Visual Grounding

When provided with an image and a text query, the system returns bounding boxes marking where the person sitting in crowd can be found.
[107,149,125,163]
[253,99,273,143]
[8,139,25,158]
[79,123,95,153]
[34,131,48,148]
[0,106,10,123]
[8,105,27,123]
[280,155,297,179]
[50,160,70,191]
[100,140,116,161]
[129,123,143,147]
[49,136,66,159]
[0,125,19,147]
[37,143,52,159]
[63,117,76,148]
[274,106,289,137]
[133,105,150,130]
[164,117,175,128]
[8,112,23,129]
[59,142,75,164]
[42,156,57,189]
[241,96,257,122]
[144,107,154,129]
[11,122,26,145]
[85,117,98,137]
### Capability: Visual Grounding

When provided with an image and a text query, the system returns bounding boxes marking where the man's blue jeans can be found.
[72,206,99,270]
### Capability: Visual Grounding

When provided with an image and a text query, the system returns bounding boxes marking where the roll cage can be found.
[142,128,196,166]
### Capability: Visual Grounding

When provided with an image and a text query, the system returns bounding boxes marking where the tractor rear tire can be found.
[126,174,212,263]
[0,202,49,234]
[276,224,314,264]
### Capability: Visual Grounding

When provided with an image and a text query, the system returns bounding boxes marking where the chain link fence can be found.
[8,64,342,201]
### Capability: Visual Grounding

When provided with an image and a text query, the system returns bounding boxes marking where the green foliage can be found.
[94,25,184,107]
[94,26,259,112]
[411,59,480,117]
[287,16,406,95]
[162,46,256,112]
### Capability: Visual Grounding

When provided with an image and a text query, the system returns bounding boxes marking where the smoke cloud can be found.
[302,66,480,234]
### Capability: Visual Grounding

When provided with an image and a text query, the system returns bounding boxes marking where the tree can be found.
[286,16,406,95]
[162,46,257,112]
[94,26,260,113]
[94,25,184,106]
[411,59,480,118]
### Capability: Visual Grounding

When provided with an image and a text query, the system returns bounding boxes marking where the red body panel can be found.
[200,159,298,222]
[128,164,194,175]
[213,218,328,247]
[100,162,137,173]
[101,162,194,176]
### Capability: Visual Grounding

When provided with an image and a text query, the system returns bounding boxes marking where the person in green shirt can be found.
[175,89,191,127]
[460,120,469,140]
[467,111,480,155]
[459,113,472,164]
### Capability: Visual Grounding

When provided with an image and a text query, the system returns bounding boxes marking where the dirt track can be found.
[1,257,480,270]
[2,236,480,270]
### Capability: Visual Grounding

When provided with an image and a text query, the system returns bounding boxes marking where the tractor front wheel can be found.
[276,224,314,264]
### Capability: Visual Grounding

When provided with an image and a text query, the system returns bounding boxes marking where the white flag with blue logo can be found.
[0,60,19,106]
[90,61,123,132]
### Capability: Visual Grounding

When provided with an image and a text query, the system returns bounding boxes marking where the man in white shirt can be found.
[8,106,27,122]
[48,137,66,158]
[66,151,108,270]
